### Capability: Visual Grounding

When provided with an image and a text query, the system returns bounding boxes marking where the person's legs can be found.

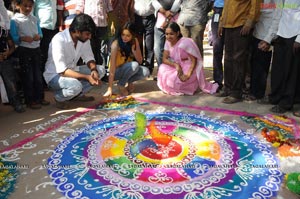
[222,28,234,96]
[31,47,46,104]
[276,37,300,111]
[128,66,150,83]
[114,62,149,95]
[114,61,141,87]
[143,14,155,73]
[154,27,165,67]
[40,28,58,72]
[190,24,205,58]
[179,25,191,38]
[269,37,288,105]
[18,47,35,106]
[0,59,25,112]
[48,75,82,102]
[228,27,250,99]
[211,9,224,89]
[92,27,108,65]
[250,37,272,99]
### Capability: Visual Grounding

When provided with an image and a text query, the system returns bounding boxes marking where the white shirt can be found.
[43,29,95,83]
[134,0,155,16]
[152,0,181,15]
[253,0,282,43]
[277,0,300,43]
[0,0,10,29]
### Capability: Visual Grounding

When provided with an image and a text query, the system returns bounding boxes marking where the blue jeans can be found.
[48,65,105,102]
[115,61,150,87]
[154,27,165,67]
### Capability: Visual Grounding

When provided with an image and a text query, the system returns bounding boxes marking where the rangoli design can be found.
[47,112,283,199]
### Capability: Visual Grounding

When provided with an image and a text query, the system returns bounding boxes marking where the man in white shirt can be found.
[245,0,281,103]
[43,14,105,109]
[266,0,300,114]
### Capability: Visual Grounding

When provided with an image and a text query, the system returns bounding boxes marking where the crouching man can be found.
[43,14,105,109]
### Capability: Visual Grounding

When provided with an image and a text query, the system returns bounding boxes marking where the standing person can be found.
[10,0,49,109]
[109,0,134,36]
[157,22,218,95]
[43,14,106,109]
[245,0,281,103]
[0,1,25,113]
[217,0,261,104]
[75,0,113,65]
[211,0,224,91]
[57,0,77,31]
[33,0,59,81]
[103,22,150,97]
[134,0,155,75]
[177,0,212,57]
[152,0,181,68]
[0,0,10,30]
[267,0,300,114]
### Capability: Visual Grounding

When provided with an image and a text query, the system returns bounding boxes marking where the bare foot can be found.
[127,83,134,94]
[118,86,129,96]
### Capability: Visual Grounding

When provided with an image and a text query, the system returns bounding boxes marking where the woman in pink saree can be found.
[157,22,218,95]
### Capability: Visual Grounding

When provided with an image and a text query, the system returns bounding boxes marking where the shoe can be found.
[293,111,300,117]
[215,90,230,97]
[222,96,242,104]
[243,95,257,103]
[41,99,50,106]
[28,102,42,109]
[270,105,288,114]
[14,104,25,113]
[73,95,95,102]
[55,100,70,109]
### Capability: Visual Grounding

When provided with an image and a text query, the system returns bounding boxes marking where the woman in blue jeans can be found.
[103,22,150,97]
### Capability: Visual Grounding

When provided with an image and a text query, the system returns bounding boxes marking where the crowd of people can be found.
[0,0,299,117]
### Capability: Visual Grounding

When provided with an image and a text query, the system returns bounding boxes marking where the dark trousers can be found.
[134,14,155,73]
[223,26,251,98]
[18,46,44,104]
[91,26,109,65]
[0,59,21,106]
[250,37,272,99]
[269,36,300,109]
[211,7,224,88]
[40,28,58,71]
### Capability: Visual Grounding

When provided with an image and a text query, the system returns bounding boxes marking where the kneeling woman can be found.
[157,22,218,95]
[104,22,150,97]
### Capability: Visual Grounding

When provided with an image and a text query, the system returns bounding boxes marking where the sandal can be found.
[293,111,300,117]
[222,96,242,104]
[270,105,287,114]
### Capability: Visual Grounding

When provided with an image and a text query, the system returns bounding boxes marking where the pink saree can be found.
[157,37,218,95]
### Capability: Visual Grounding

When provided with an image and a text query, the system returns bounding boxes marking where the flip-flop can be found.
[293,111,300,117]
[270,105,287,114]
